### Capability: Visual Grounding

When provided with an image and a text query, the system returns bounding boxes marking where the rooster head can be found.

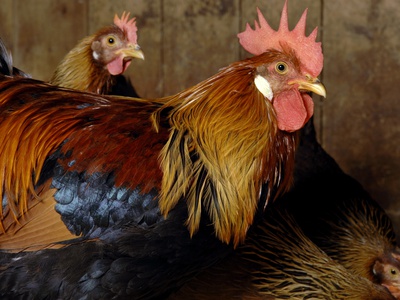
[238,0,326,132]
[91,11,145,76]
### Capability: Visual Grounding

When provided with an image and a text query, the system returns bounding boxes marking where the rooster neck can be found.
[49,36,114,94]
[156,59,297,246]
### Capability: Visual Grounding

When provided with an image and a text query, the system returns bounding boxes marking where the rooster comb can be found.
[114,11,138,44]
[237,0,323,77]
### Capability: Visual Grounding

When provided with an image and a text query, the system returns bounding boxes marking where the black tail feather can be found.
[0,38,30,78]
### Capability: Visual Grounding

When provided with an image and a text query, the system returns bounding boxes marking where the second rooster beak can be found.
[290,77,326,98]
[119,44,145,61]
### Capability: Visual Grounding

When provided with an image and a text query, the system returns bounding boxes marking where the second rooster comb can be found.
[237,0,323,77]
[114,11,138,44]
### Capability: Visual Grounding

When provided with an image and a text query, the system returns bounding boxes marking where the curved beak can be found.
[118,44,145,61]
[290,77,326,98]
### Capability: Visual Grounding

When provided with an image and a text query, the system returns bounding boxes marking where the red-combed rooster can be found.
[0,1,325,298]
[50,11,144,95]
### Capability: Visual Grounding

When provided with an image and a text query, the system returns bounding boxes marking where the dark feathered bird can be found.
[0,2,325,299]
[0,38,30,78]
[279,117,400,299]
[169,202,396,300]
[50,11,144,96]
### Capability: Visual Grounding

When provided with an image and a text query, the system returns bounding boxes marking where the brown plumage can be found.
[49,12,144,95]
[169,203,395,300]
[279,118,400,299]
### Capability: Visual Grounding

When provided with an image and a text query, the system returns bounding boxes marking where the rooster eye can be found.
[391,269,397,275]
[275,62,288,75]
[107,37,115,45]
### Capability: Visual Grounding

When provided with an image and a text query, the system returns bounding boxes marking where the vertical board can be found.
[322,0,400,235]
[12,0,88,80]
[0,0,14,51]
[163,0,240,95]
[89,0,163,98]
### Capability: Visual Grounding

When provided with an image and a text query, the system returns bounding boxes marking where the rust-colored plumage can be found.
[50,11,144,94]
[0,78,162,234]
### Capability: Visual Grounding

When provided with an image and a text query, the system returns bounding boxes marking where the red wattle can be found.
[272,89,314,132]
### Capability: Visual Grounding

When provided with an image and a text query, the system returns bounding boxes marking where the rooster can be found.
[169,201,396,300]
[50,11,144,95]
[278,117,400,299]
[0,1,325,298]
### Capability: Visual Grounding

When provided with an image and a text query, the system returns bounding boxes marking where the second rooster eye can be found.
[275,62,288,74]
[107,37,115,45]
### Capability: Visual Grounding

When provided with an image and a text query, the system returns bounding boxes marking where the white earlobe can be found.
[92,51,100,60]
[254,75,273,101]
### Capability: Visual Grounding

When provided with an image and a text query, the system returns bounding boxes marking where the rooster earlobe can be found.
[254,75,273,100]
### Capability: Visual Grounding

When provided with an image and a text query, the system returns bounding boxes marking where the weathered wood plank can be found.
[12,0,88,81]
[163,0,240,95]
[0,0,14,53]
[322,0,400,235]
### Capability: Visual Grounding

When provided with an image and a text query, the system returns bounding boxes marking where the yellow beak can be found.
[290,77,326,98]
[118,44,145,61]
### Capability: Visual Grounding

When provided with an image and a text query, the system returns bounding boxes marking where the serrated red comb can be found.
[237,0,323,77]
[114,11,138,44]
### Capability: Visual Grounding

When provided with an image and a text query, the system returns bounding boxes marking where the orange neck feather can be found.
[155,55,297,246]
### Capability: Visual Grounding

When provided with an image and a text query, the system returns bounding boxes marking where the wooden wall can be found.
[1,0,399,237]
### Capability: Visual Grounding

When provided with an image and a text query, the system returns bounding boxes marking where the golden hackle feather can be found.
[154,52,296,246]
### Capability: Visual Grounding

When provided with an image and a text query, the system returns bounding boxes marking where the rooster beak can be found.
[118,44,145,61]
[290,77,326,98]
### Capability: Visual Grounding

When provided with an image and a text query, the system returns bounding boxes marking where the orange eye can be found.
[275,62,288,75]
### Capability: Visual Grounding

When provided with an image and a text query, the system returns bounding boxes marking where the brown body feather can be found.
[0,78,164,248]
